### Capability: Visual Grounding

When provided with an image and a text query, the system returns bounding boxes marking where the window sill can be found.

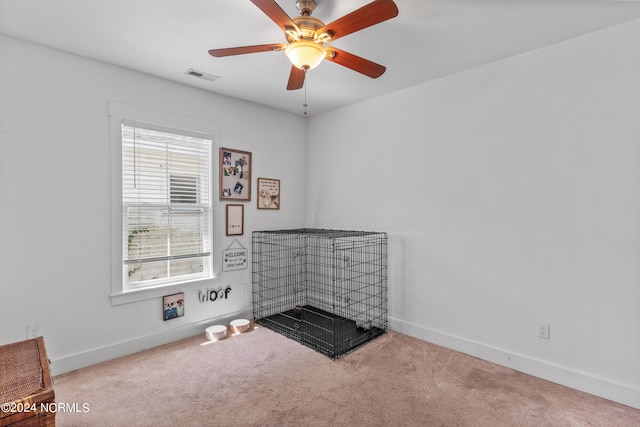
[110,276,215,305]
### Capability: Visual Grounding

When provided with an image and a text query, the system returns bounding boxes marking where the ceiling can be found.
[2,0,640,116]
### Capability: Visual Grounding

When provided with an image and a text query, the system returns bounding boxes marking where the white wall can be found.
[0,34,307,374]
[307,19,640,409]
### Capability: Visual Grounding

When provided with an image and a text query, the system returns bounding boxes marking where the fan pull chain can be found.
[303,68,308,116]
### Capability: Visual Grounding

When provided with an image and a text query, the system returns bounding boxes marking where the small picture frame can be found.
[257,178,280,210]
[220,148,252,201]
[226,204,244,236]
[163,292,184,321]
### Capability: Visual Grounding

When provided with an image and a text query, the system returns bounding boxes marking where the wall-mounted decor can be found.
[163,292,184,321]
[222,239,248,271]
[220,147,251,201]
[257,178,280,210]
[199,286,232,303]
[226,204,244,236]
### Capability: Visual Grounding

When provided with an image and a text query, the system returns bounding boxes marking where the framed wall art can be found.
[257,178,280,210]
[226,204,244,236]
[220,147,251,201]
[163,292,184,321]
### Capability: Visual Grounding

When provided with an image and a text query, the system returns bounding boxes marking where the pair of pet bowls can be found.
[205,318,251,341]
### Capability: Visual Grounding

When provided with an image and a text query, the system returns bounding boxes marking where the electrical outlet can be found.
[537,323,550,340]
[27,324,41,338]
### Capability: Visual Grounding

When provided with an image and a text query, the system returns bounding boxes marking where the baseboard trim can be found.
[388,317,640,410]
[51,308,253,376]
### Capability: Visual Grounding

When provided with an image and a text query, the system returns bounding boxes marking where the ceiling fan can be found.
[208,0,399,90]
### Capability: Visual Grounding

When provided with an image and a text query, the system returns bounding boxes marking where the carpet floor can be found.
[52,326,640,426]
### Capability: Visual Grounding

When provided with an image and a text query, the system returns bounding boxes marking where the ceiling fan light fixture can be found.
[285,40,326,70]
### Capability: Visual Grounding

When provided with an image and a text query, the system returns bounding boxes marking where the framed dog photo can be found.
[163,292,184,321]
[257,178,280,210]
[220,147,252,201]
[226,204,244,236]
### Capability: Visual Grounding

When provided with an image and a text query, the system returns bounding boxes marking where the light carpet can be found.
[53,326,640,426]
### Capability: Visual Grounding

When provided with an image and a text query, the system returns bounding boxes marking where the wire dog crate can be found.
[252,229,387,358]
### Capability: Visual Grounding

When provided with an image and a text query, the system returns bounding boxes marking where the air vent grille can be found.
[185,69,219,82]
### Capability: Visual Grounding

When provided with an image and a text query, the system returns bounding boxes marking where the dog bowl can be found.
[230,318,251,334]
[205,324,228,341]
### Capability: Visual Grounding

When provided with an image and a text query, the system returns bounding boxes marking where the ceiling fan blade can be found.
[208,44,285,57]
[318,0,398,41]
[251,0,299,33]
[325,47,386,78]
[287,66,306,90]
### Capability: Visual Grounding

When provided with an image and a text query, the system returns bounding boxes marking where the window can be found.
[122,124,212,290]
[110,103,219,304]
[170,175,198,204]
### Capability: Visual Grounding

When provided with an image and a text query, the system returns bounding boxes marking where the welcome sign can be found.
[223,239,248,271]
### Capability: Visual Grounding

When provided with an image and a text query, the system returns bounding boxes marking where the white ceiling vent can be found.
[185,68,219,82]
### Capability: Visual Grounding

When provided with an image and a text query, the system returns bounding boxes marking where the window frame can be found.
[109,102,221,305]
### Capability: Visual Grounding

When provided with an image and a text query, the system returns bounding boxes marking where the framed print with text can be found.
[226,204,244,236]
[257,178,280,210]
[220,148,251,201]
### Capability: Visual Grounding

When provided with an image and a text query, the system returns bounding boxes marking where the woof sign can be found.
[199,287,232,303]
[223,240,248,271]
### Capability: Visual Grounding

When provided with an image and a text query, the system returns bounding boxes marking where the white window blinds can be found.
[122,123,212,288]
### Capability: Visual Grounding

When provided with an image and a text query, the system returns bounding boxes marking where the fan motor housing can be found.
[287,16,325,42]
